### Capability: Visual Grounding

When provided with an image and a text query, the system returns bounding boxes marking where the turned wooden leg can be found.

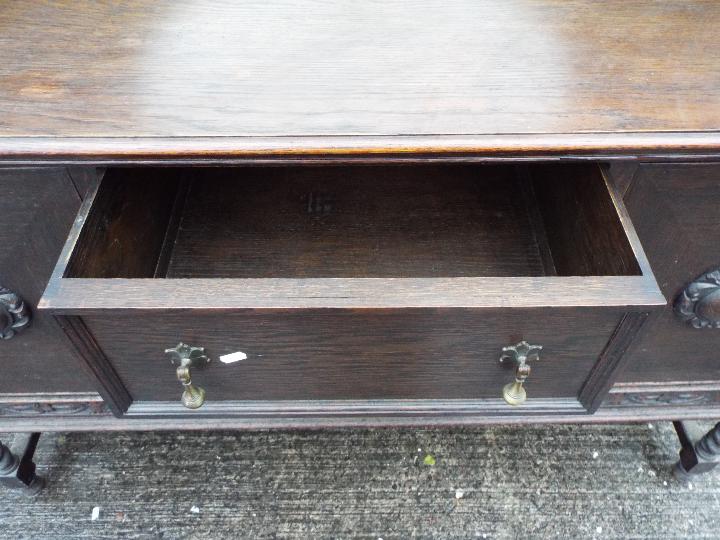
[673,421,720,481]
[0,433,44,494]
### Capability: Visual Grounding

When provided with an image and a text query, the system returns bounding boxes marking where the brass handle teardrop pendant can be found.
[499,341,542,406]
[165,343,210,409]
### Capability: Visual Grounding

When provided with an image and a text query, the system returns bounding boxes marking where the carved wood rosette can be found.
[674,268,720,328]
[0,286,31,339]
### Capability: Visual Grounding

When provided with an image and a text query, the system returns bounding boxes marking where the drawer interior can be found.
[65,163,641,280]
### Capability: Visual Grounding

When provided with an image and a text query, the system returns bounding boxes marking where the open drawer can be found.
[40,163,664,421]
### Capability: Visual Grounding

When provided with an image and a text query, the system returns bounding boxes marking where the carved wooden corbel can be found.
[0,286,31,339]
[674,268,720,328]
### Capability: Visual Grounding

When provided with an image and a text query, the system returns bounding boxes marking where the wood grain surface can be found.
[0,1,719,158]
[82,308,623,403]
[41,163,665,311]
[165,165,547,279]
[0,168,95,393]
[65,169,181,279]
[616,163,720,383]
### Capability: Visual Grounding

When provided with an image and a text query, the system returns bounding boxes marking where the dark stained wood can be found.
[0,1,719,161]
[64,163,651,280]
[39,161,664,418]
[0,3,718,430]
[65,169,182,278]
[6,400,720,433]
[578,311,649,413]
[40,163,665,311]
[616,163,720,383]
[66,167,103,200]
[166,165,546,279]
[0,285,30,339]
[82,308,624,404]
[153,178,192,278]
[674,268,720,329]
[612,381,720,393]
[605,381,720,408]
[605,162,639,199]
[0,394,110,418]
[54,316,131,416]
[41,277,665,312]
[124,398,587,420]
[2,135,720,164]
[0,168,95,393]
[0,432,43,493]
[517,168,557,277]
[530,163,641,276]
[673,421,720,480]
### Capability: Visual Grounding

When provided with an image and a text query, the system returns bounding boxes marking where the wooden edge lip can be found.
[3,406,720,432]
[1,132,720,162]
[38,276,666,312]
[125,398,586,418]
[40,174,101,309]
[599,167,659,286]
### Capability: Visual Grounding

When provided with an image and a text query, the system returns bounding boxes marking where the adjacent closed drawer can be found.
[40,163,664,420]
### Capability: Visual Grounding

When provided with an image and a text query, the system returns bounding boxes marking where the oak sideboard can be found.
[1,0,719,489]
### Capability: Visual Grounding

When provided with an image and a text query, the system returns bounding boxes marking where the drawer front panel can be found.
[81,308,623,404]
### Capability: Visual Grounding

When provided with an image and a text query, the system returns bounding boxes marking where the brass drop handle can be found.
[499,341,542,406]
[0,286,31,340]
[165,343,210,409]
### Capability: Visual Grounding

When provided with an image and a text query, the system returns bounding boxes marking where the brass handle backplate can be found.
[165,343,210,409]
[675,268,720,329]
[0,286,31,340]
[499,341,542,406]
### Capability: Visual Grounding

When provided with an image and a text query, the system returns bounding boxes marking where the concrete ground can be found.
[0,422,718,539]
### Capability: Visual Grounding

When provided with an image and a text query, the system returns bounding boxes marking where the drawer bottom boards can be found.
[58,308,645,419]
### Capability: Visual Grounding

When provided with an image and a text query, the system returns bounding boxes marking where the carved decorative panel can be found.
[675,269,720,329]
[0,286,31,339]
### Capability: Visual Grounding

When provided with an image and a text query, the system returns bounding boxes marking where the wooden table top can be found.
[1,0,719,159]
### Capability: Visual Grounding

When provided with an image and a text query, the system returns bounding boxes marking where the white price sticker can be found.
[219,351,248,364]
